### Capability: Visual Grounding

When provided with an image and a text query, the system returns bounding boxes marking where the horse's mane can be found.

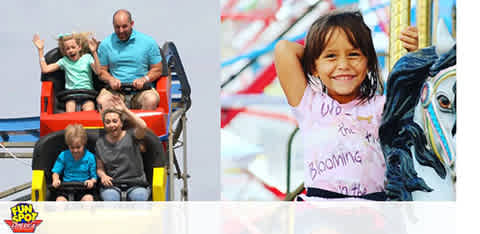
[379,45,456,200]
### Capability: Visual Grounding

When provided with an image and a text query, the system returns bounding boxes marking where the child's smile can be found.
[313,28,368,104]
[332,75,355,80]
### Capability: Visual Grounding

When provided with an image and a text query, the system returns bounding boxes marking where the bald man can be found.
[97,9,163,111]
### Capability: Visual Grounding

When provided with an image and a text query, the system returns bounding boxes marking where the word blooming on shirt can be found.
[308,150,362,181]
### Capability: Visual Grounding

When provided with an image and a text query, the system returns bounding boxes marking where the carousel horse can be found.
[379,43,456,201]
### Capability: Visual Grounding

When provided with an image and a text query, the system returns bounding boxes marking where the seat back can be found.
[140,129,168,185]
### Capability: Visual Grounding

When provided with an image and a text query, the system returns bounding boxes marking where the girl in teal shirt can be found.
[33,32,100,112]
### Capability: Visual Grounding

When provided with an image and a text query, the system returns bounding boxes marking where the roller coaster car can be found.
[33,41,192,201]
[39,46,170,138]
[31,128,168,201]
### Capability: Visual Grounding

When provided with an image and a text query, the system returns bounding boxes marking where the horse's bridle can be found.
[419,65,456,172]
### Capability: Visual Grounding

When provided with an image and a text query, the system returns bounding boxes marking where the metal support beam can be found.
[169,107,188,201]
[181,114,188,201]
[0,153,32,158]
[0,182,30,199]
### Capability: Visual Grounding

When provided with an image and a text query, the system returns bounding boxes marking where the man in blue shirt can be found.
[97,9,163,110]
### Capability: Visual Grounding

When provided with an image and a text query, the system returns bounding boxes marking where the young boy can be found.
[51,124,97,201]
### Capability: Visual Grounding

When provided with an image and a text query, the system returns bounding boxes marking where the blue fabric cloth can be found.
[98,29,162,83]
[51,149,97,182]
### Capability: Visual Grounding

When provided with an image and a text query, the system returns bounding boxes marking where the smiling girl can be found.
[274,10,418,201]
[33,33,100,112]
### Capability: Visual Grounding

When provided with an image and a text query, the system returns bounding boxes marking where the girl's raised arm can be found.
[89,37,101,75]
[274,40,307,107]
[32,34,60,73]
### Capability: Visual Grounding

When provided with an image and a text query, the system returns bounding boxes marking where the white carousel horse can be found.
[412,63,456,200]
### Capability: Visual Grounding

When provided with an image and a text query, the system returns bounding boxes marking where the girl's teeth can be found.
[335,76,352,80]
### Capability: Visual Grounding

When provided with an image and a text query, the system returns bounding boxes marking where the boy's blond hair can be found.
[57,32,92,57]
[64,124,87,146]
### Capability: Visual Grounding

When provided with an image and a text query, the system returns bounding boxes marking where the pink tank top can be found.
[292,85,386,197]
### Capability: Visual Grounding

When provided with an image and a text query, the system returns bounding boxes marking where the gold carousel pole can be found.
[417,0,432,49]
[432,0,439,44]
[452,3,456,39]
[388,0,411,72]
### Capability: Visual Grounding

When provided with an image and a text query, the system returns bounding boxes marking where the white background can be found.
[457,1,479,233]
[0,0,220,200]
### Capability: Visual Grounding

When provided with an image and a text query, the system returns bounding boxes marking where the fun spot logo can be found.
[4,203,42,233]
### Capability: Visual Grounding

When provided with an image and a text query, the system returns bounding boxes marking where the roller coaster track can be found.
[0,116,40,144]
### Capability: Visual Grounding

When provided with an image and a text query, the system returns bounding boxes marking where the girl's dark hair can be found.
[302,10,383,103]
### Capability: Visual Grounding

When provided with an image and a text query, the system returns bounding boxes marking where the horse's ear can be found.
[435,18,455,55]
